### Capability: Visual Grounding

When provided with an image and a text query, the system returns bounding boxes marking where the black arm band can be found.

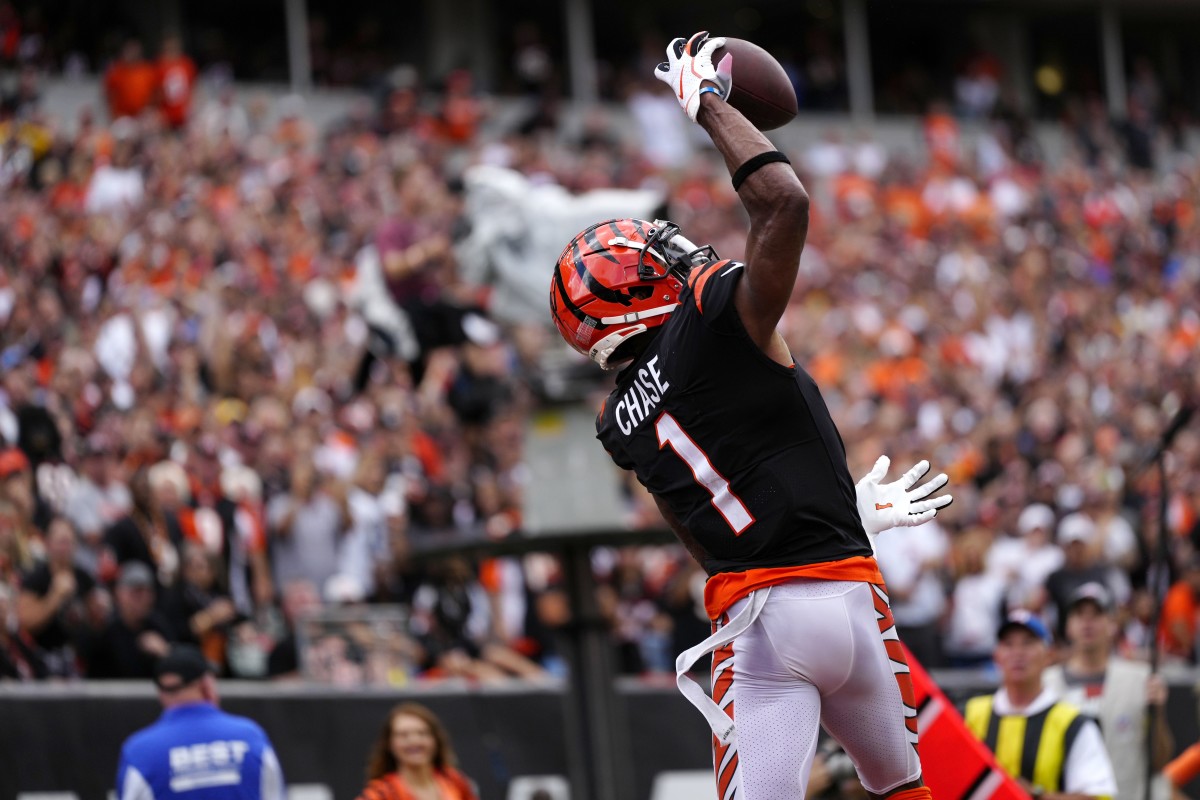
[731,150,791,191]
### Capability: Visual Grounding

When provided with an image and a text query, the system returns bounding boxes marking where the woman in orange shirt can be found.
[356,703,479,800]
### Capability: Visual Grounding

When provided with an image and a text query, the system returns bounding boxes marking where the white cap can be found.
[1017,503,1055,535]
[1058,512,1096,546]
[148,460,191,503]
[220,464,262,503]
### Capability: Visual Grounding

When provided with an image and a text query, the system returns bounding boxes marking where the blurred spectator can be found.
[0,500,33,592]
[512,22,552,96]
[266,459,350,592]
[1158,557,1200,664]
[1164,741,1200,797]
[627,74,693,171]
[596,549,672,674]
[162,543,240,670]
[1087,485,1140,574]
[943,529,1005,667]
[801,28,845,111]
[104,467,180,592]
[377,67,434,138]
[1128,57,1163,121]
[954,50,1002,119]
[410,557,546,682]
[923,101,960,171]
[62,437,132,573]
[340,451,390,601]
[356,702,478,800]
[196,85,251,141]
[0,581,46,679]
[155,34,196,130]
[219,464,274,614]
[987,503,1063,614]
[104,39,157,120]
[16,516,105,676]
[83,131,144,214]
[1,63,40,118]
[659,557,710,671]
[874,518,949,667]
[267,578,323,679]
[1118,98,1156,172]
[0,3,19,66]
[0,449,38,576]
[1120,587,1157,660]
[83,561,173,678]
[436,69,483,145]
[1044,513,1130,637]
[1043,582,1173,800]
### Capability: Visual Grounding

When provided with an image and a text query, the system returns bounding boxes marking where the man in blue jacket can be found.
[117,645,286,800]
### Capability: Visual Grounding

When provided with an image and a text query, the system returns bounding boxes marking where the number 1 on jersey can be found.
[655,412,754,535]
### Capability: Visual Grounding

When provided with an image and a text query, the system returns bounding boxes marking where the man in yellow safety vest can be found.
[964,610,1116,799]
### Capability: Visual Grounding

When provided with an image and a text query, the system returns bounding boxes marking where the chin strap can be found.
[607,237,666,260]
[599,303,678,325]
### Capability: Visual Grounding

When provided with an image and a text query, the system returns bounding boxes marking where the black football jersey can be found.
[596,259,872,577]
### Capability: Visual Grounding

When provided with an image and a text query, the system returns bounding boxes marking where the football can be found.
[712,38,798,131]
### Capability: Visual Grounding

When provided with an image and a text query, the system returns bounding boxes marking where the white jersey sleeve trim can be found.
[261,745,286,800]
[1065,717,1118,796]
[119,765,155,800]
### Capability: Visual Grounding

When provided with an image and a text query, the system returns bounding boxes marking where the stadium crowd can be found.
[0,37,1198,686]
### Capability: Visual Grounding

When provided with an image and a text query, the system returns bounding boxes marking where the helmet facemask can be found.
[551,218,718,369]
[605,219,719,283]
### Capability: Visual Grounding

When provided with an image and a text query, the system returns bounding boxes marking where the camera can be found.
[819,739,858,782]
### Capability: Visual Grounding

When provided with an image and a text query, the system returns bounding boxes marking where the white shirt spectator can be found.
[874,520,949,628]
[1095,511,1139,567]
[94,313,138,382]
[85,164,144,214]
[628,88,693,171]
[989,503,1064,610]
[63,475,131,540]
[338,487,386,598]
[803,135,849,178]
[988,536,1064,608]
[267,491,344,592]
[944,570,1007,659]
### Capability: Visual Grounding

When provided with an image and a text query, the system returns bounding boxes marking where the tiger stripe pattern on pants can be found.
[871,582,921,752]
[711,615,740,800]
[700,580,923,799]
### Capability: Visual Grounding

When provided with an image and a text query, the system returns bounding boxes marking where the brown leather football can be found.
[712,38,798,131]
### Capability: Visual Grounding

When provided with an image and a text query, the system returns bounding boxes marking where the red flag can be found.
[905,644,1030,800]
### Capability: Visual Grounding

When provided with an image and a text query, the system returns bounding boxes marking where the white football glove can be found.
[855,456,953,545]
[654,31,733,121]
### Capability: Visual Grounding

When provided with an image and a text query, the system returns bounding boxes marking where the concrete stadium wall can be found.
[5,674,1200,800]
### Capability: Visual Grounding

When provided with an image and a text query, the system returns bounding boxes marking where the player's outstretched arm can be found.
[654,32,809,350]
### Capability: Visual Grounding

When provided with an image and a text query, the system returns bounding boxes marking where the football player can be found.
[548,32,952,800]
